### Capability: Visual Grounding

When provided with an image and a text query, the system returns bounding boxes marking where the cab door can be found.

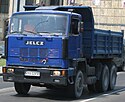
[68,16,81,59]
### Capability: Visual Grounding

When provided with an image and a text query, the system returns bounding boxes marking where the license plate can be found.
[25,71,40,77]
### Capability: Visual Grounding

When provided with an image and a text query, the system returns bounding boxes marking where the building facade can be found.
[0,0,125,40]
[64,0,125,32]
[0,0,9,40]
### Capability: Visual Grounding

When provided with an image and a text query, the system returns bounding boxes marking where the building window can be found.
[0,0,9,13]
[25,0,36,5]
[67,0,75,5]
[50,0,60,5]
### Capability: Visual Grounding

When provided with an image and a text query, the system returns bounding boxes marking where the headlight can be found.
[52,70,66,76]
[53,71,61,76]
[7,68,14,73]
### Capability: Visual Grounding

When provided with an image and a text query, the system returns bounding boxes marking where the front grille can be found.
[29,48,38,57]
[20,48,28,57]
[39,48,48,58]
[20,48,48,58]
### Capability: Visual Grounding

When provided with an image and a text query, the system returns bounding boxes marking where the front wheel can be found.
[68,70,84,98]
[14,82,31,95]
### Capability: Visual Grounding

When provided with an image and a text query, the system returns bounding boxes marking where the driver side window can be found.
[70,18,79,35]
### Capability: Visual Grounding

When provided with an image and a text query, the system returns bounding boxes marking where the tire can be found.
[14,82,31,95]
[68,70,84,98]
[109,64,117,90]
[96,65,109,92]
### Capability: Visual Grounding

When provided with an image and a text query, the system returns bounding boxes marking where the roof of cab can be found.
[36,6,91,10]
[12,6,92,17]
[12,9,80,17]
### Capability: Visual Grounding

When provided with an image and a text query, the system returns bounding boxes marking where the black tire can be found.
[96,65,109,92]
[14,82,31,95]
[109,64,117,90]
[68,70,84,98]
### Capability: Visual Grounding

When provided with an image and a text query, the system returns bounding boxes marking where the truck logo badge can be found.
[41,59,47,64]
[26,41,44,46]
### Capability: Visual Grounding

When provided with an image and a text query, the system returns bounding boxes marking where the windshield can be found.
[9,13,68,36]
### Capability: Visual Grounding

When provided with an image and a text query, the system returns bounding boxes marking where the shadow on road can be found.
[12,86,125,101]
[13,89,77,101]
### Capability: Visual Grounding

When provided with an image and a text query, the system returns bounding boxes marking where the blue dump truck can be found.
[3,6,123,98]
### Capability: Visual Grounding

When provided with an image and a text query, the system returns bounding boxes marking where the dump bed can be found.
[36,6,124,59]
[83,29,123,59]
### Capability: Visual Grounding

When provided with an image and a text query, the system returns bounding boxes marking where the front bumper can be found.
[2,66,72,86]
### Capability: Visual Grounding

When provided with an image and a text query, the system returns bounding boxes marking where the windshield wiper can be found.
[10,31,27,36]
[24,30,43,36]
[23,30,36,34]
[10,31,22,34]
[38,31,50,33]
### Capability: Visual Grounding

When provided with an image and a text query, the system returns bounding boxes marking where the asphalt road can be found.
[0,76,13,89]
[0,72,125,102]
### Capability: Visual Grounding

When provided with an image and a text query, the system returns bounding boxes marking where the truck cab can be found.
[6,10,82,67]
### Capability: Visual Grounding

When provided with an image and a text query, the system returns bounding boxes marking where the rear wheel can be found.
[14,82,31,95]
[68,70,84,98]
[96,65,109,92]
[109,64,117,90]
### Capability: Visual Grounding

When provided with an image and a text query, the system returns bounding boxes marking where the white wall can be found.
[9,0,26,17]
[19,0,25,12]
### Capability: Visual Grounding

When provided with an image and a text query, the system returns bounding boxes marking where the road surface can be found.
[0,72,125,102]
